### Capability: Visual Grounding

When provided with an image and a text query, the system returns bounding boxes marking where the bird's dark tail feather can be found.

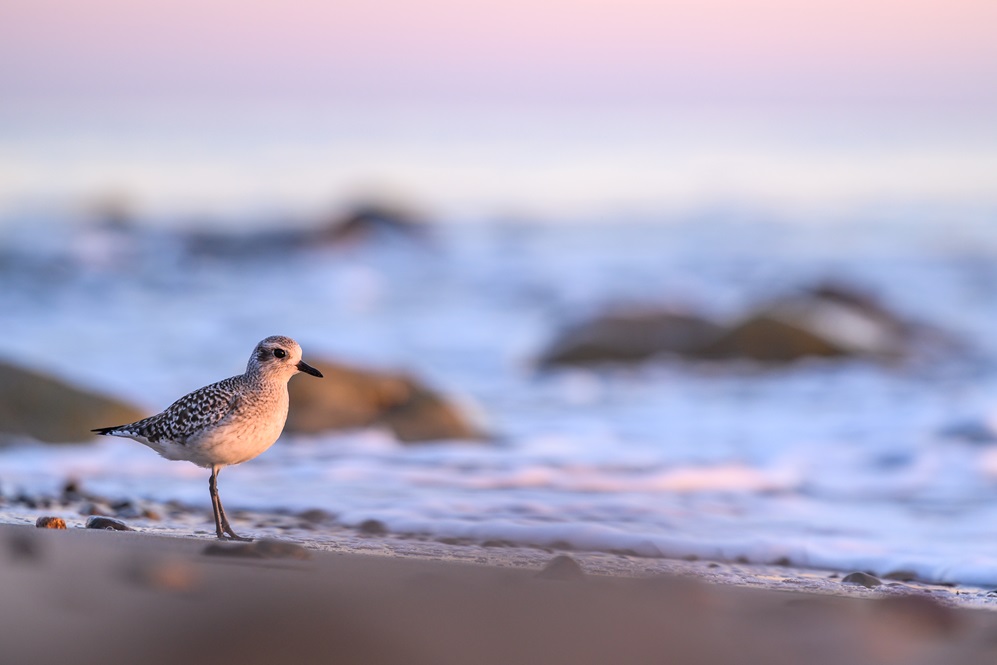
[91,426,120,435]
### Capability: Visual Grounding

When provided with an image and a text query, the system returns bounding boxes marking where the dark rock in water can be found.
[315,202,429,246]
[203,539,311,560]
[841,571,882,588]
[695,282,915,363]
[538,282,932,368]
[357,519,387,535]
[85,516,134,531]
[695,315,850,362]
[286,358,484,443]
[536,554,586,581]
[0,361,145,444]
[184,202,429,258]
[35,516,67,529]
[538,309,724,367]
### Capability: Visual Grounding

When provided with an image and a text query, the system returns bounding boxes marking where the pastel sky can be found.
[1,0,995,106]
[1,0,995,217]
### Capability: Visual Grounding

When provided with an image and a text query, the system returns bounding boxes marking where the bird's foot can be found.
[218,523,254,541]
[215,530,254,542]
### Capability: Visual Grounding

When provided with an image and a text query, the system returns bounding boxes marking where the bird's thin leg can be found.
[208,466,226,539]
[211,466,253,542]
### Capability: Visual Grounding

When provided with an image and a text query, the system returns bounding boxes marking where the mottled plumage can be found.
[92,335,323,540]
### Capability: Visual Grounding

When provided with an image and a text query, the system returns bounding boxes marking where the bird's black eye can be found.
[273,348,287,359]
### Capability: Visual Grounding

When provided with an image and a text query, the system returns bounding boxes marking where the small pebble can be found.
[842,571,882,588]
[536,554,586,581]
[85,516,134,531]
[35,516,66,529]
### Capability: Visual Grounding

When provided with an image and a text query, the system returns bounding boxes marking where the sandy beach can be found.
[4,516,997,665]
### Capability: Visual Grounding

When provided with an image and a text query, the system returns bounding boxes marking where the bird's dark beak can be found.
[296,360,323,378]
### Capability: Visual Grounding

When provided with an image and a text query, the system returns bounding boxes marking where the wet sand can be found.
[3,520,997,665]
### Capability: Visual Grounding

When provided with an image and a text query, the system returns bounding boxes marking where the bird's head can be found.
[248,335,324,382]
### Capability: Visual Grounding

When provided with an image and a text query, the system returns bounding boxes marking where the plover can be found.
[92,335,323,540]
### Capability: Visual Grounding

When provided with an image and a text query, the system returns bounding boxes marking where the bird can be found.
[91,335,324,541]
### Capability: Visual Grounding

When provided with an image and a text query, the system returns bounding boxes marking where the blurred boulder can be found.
[695,282,916,362]
[0,361,145,444]
[184,201,429,258]
[286,359,483,443]
[538,309,724,367]
[314,202,429,246]
[539,282,937,368]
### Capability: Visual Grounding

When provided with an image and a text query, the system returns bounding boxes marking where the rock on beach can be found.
[286,358,484,443]
[0,361,145,444]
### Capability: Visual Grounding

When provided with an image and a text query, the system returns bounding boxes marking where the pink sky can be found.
[1,0,995,106]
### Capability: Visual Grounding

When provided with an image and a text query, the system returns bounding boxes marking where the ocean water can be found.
[4,216,997,585]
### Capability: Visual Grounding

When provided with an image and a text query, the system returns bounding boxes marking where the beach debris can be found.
[358,519,387,535]
[35,516,67,529]
[536,554,586,581]
[0,360,145,444]
[841,571,882,588]
[286,358,485,442]
[202,538,311,560]
[85,516,134,531]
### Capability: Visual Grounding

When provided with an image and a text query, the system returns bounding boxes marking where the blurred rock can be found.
[536,554,586,581]
[842,571,882,588]
[538,309,724,367]
[184,201,429,258]
[286,359,484,443]
[539,282,936,368]
[35,517,67,529]
[314,202,429,246]
[358,519,388,535]
[695,282,916,363]
[85,516,133,531]
[203,539,311,560]
[0,362,145,444]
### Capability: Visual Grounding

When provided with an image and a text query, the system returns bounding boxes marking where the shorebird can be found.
[92,335,323,540]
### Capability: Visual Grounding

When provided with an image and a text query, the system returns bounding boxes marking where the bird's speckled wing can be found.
[94,376,243,445]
